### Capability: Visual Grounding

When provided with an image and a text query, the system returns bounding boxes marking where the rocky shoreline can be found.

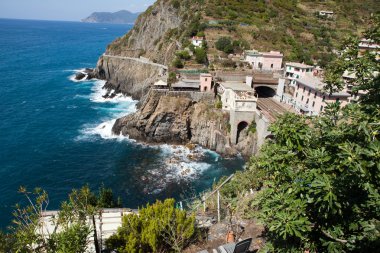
[74,66,256,158]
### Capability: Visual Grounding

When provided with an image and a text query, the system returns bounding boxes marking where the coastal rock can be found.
[95,56,164,100]
[112,90,256,157]
[75,72,86,80]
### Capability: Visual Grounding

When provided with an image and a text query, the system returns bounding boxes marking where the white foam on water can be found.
[68,69,93,83]
[78,119,132,141]
[69,69,222,194]
[89,80,135,104]
[74,77,138,141]
[141,144,220,194]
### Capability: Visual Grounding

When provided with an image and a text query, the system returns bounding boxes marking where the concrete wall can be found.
[152,89,215,104]
[230,110,255,144]
[254,111,271,148]
[221,89,235,110]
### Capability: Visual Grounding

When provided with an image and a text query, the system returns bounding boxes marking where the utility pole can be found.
[217,190,221,223]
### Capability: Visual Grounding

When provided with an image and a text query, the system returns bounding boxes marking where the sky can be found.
[0,0,156,21]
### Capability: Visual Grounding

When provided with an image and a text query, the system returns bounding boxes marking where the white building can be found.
[319,11,334,18]
[284,62,314,87]
[192,36,204,47]
[218,82,257,112]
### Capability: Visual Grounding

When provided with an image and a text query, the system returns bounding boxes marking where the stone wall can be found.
[152,90,215,104]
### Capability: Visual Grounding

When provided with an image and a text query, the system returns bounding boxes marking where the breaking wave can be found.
[69,70,223,195]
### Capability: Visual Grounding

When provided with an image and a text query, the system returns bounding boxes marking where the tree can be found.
[8,187,92,253]
[106,199,198,253]
[215,37,234,54]
[7,185,122,253]
[324,15,380,103]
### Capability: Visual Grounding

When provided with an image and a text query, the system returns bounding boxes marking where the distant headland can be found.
[82,10,140,24]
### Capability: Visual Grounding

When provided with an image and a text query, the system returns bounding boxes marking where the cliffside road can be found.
[257,98,294,122]
[102,54,168,70]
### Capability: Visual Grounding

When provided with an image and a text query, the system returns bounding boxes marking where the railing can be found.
[192,174,235,223]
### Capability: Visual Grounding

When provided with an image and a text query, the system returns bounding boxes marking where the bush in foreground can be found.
[106,199,198,253]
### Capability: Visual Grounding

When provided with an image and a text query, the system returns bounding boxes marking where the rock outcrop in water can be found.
[112,90,256,157]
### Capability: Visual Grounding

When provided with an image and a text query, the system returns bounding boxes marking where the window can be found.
[312,101,315,107]
[308,89,311,96]
[296,92,298,98]
[271,64,274,69]
[320,106,324,112]
[306,98,309,104]
[205,78,208,81]
[322,95,326,102]
[303,87,306,92]
[314,92,317,98]
[301,95,304,101]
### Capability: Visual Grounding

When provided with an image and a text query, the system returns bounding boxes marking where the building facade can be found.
[245,50,283,71]
[284,62,314,87]
[293,74,350,116]
[192,36,204,47]
[200,73,213,92]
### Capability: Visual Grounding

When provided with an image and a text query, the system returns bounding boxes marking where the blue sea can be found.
[0,19,244,228]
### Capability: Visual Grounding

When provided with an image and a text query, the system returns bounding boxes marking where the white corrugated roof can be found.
[286,62,314,69]
[220,81,253,91]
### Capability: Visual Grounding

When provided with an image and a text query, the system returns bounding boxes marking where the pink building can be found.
[293,74,350,116]
[200,73,213,92]
[245,50,283,71]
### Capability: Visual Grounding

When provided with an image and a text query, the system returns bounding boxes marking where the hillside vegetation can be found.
[202,0,380,66]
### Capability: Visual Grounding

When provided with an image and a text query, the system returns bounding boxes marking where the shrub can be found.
[172,0,180,9]
[176,50,191,60]
[215,99,222,109]
[105,199,197,253]
[194,48,208,64]
[168,72,177,84]
[248,121,256,134]
[215,37,234,54]
[172,58,184,68]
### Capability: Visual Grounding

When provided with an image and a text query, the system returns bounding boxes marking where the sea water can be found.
[0,19,244,228]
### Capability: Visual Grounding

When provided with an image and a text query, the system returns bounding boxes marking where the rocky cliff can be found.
[95,0,202,99]
[112,90,256,157]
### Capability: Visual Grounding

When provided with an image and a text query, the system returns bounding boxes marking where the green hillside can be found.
[200,0,380,66]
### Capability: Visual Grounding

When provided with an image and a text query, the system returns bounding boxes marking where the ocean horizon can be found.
[0,19,244,229]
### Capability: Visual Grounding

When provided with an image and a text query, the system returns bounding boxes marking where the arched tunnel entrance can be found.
[255,86,276,98]
[236,121,249,144]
